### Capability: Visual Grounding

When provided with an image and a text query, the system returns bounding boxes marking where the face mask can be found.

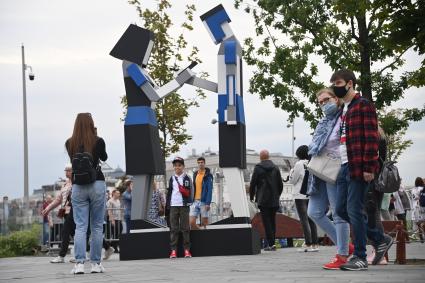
[321,101,338,116]
[332,83,349,98]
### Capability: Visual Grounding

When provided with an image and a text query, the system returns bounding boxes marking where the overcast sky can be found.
[1,0,424,199]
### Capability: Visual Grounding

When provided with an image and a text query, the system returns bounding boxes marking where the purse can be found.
[307,152,341,185]
[174,176,190,198]
[299,164,310,196]
[57,208,66,218]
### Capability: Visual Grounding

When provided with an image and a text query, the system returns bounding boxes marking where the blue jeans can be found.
[307,178,350,255]
[335,164,384,260]
[124,214,131,234]
[72,181,106,264]
[43,222,50,245]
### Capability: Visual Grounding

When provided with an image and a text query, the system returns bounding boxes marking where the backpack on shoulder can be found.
[72,149,97,185]
[419,188,425,208]
[374,160,401,193]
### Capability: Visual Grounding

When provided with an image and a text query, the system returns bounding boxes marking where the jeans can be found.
[307,179,350,255]
[366,185,384,233]
[43,222,49,245]
[59,212,76,257]
[336,164,384,260]
[169,206,190,250]
[295,199,318,246]
[258,206,278,247]
[124,214,131,234]
[72,181,106,264]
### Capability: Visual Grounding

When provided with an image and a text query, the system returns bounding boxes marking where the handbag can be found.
[307,152,341,184]
[174,176,190,198]
[300,164,310,196]
[57,208,66,218]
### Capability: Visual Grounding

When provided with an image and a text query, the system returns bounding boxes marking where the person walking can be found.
[66,112,108,274]
[42,164,74,263]
[331,70,393,271]
[411,177,425,242]
[289,145,319,252]
[306,88,353,269]
[122,179,132,233]
[249,150,283,251]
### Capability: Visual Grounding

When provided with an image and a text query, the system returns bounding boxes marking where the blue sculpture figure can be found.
[110,24,196,223]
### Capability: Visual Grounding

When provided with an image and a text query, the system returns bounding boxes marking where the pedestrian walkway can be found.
[0,243,424,283]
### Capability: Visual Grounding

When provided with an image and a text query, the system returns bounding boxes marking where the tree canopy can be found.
[235,0,425,128]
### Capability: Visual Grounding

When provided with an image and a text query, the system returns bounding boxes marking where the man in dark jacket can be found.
[249,150,283,251]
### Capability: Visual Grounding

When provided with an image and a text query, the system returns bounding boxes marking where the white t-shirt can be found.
[107,198,122,221]
[339,102,350,164]
[171,173,185,206]
[289,160,308,200]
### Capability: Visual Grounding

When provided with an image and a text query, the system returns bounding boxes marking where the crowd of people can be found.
[249,69,425,271]
[36,69,425,275]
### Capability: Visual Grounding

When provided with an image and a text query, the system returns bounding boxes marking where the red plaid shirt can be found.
[343,94,379,180]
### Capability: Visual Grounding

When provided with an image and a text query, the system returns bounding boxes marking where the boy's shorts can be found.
[190,200,210,218]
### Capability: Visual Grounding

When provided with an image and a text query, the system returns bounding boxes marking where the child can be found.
[166,157,194,258]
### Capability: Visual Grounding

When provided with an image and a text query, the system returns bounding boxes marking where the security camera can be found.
[29,72,35,80]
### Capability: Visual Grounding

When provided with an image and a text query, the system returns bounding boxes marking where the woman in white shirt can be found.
[411,177,425,242]
[289,145,318,252]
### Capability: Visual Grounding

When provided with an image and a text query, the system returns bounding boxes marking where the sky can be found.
[0,0,424,199]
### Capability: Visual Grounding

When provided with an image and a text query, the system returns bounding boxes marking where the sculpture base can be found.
[119,224,261,260]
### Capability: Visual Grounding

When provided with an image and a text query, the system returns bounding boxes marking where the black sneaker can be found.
[372,234,393,265]
[340,256,368,271]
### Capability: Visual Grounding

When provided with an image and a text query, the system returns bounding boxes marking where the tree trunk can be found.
[356,13,373,101]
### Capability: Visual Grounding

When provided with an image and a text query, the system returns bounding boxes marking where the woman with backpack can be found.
[66,113,108,274]
[289,145,319,253]
[411,177,425,243]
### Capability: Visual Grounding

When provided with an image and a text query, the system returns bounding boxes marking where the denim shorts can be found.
[189,200,209,218]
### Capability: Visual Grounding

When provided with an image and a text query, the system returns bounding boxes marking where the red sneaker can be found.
[169,250,177,259]
[184,249,192,258]
[348,243,354,256]
[323,255,348,270]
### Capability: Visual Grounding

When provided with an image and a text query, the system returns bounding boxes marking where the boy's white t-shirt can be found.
[339,102,350,164]
[171,173,185,206]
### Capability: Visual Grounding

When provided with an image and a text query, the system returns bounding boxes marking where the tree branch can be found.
[350,16,360,42]
[377,46,412,75]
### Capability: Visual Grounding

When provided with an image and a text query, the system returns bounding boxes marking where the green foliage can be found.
[127,0,206,157]
[0,224,41,258]
[235,0,425,158]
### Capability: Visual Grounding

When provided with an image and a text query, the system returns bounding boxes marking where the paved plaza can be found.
[0,243,424,283]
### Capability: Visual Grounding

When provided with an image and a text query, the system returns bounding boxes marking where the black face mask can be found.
[332,83,349,98]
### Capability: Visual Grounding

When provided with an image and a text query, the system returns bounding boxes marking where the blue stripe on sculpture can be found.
[224,40,236,64]
[127,63,147,87]
[218,94,227,123]
[125,106,157,126]
[205,9,230,43]
[236,95,245,124]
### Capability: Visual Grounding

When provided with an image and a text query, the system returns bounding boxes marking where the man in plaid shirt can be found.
[331,69,393,271]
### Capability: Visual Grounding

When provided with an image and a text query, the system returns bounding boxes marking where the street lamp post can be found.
[286,121,296,165]
[21,44,34,210]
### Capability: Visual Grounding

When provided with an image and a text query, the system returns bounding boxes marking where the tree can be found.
[126,0,206,157]
[234,0,425,136]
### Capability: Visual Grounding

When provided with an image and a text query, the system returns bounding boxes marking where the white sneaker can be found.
[103,247,115,260]
[69,257,76,263]
[71,263,85,274]
[50,256,65,263]
[91,263,105,273]
[309,245,320,252]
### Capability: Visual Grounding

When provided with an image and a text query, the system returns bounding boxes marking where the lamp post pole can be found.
[21,44,29,210]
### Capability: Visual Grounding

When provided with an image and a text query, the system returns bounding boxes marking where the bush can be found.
[0,224,41,258]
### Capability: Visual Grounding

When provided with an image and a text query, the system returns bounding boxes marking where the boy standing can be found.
[190,157,213,229]
[166,157,194,258]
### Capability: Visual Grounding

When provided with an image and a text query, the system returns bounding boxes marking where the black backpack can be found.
[72,147,97,185]
[374,160,401,193]
[419,188,425,208]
